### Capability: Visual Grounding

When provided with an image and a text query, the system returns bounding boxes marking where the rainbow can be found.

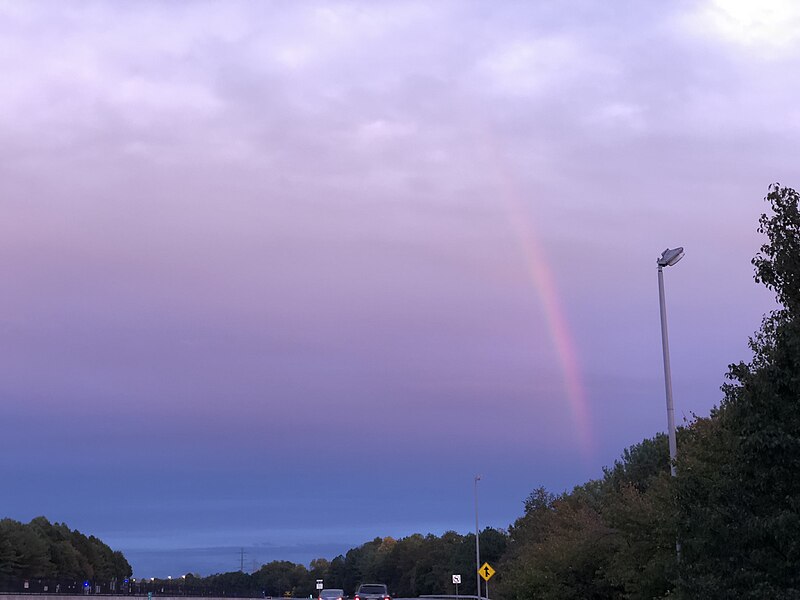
[489,152,595,459]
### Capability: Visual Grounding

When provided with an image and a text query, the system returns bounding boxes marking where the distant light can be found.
[83,582,89,588]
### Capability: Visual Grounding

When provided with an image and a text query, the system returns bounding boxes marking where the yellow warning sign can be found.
[479,562,495,581]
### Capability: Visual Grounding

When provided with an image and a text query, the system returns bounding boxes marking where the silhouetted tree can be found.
[677,184,800,598]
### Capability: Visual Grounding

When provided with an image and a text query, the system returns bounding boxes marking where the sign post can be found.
[316,580,324,592]
[478,563,495,600]
[452,574,461,598]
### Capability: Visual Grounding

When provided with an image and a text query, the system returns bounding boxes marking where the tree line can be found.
[0,516,132,592]
[4,184,800,599]
[149,530,506,599]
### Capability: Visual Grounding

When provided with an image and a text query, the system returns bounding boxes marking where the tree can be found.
[327,556,347,589]
[0,517,130,586]
[253,560,308,597]
[677,184,800,598]
[499,488,622,600]
[602,433,670,494]
[2,519,53,578]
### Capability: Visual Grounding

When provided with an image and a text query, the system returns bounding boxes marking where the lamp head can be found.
[657,247,684,267]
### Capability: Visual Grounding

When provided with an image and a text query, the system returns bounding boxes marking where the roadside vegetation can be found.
[0,516,132,591]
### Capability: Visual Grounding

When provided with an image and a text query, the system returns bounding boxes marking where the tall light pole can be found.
[474,475,481,600]
[657,247,684,478]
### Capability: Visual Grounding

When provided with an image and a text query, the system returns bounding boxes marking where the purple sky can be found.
[1,0,796,578]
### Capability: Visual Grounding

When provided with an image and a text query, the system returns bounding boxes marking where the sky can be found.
[1,0,798,579]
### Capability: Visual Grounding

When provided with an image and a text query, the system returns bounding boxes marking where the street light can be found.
[474,475,481,600]
[657,246,684,478]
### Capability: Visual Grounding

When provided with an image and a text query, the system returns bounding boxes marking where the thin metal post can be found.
[474,475,481,600]
[658,263,682,561]
[657,266,678,478]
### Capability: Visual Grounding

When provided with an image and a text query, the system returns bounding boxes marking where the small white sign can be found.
[452,575,461,585]
[316,580,324,590]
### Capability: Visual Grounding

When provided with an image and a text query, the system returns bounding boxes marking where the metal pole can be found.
[474,475,481,600]
[485,580,489,600]
[658,265,682,561]
[657,266,678,478]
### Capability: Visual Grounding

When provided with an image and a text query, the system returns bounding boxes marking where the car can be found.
[354,583,390,600]
[319,589,345,600]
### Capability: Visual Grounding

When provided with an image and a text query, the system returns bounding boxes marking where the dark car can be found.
[354,584,390,600]
[319,589,345,600]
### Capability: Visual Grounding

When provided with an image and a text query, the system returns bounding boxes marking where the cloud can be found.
[684,0,800,55]
[477,35,606,97]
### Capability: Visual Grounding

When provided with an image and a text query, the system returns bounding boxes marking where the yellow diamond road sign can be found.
[479,562,495,581]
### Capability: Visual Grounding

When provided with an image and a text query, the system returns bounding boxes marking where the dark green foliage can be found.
[603,434,670,494]
[0,517,131,589]
[498,443,676,600]
[600,474,677,599]
[326,555,347,589]
[500,489,621,600]
[753,185,800,312]
[213,569,266,596]
[253,560,311,597]
[173,530,504,598]
[677,184,800,598]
